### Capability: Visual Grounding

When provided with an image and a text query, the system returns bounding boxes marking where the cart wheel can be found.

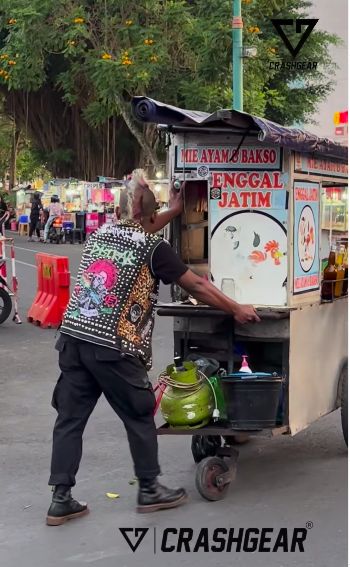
[191,435,222,463]
[0,287,12,324]
[224,433,250,445]
[341,363,348,446]
[195,456,230,501]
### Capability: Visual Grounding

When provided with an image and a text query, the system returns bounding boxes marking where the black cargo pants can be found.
[49,334,160,487]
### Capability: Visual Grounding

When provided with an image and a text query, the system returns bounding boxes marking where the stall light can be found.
[154,184,162,193]
[342,191,347,201]
[155,171,163,179]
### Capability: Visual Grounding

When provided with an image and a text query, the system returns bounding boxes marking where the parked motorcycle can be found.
[48,216,64,244]
[0,261,12,324]
[0,212,13,324]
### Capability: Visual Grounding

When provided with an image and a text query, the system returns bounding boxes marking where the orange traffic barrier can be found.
[28,254,70,328]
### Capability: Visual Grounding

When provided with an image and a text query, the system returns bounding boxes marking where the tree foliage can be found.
[0,0,339,177]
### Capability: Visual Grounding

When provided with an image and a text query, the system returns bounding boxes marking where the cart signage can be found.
[209,167,288,306]
[175,145,281,171]
[293,181,320,294]
[294,152,348,178]
[210,170,286,210]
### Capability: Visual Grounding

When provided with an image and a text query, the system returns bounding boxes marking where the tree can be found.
[0,0,339,178]
[0,110,12,184]
[16,143,51,183]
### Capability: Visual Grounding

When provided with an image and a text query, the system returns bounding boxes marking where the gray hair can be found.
[119,169,149,220]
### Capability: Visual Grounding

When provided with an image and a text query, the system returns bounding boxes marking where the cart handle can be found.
[157,305,291,320]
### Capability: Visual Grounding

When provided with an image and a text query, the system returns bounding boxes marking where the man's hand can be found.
[168,181,184,214]
[232,304,260,324]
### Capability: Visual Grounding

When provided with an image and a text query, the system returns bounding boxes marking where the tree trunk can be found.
[1,88,151,179]
[116,96,160,172]
[9,128,20,190]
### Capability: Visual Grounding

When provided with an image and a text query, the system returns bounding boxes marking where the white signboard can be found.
[175,145,282,171]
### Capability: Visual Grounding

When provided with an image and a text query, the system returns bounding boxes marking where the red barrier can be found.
[0,238,7,282]
[27,254,70,328]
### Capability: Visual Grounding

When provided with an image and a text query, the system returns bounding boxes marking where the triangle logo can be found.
[271,19,319,58]
[119,528,149,552]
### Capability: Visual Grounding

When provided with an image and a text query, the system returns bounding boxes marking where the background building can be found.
[310,0,348,141]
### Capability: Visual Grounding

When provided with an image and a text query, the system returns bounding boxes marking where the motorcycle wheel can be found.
[0,287,12,324]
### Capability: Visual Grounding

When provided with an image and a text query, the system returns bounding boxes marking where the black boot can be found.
[46,485,89,526]
[137,479,187,513]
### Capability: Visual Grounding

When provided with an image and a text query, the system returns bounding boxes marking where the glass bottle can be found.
[342,244,348,296]
[335,245,345,298]
[321,248,337,301]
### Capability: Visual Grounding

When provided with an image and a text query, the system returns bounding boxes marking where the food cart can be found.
[132,97,348,501]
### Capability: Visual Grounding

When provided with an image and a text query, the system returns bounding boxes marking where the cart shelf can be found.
[157,422,289,438]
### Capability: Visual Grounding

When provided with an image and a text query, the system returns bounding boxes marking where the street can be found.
[0,236,347,567]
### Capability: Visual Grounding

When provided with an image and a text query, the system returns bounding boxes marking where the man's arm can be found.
[178,270,260,324]
[144,208,179,234]
[143,182,184,234]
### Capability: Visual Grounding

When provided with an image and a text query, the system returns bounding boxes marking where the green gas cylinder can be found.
[160,360,214,428]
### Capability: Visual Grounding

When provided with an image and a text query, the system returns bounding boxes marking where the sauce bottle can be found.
[335,245,345,298]
[342,245,348,296]
[321,248,337,301]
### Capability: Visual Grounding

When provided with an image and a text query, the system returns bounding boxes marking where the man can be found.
[47,170,259,526]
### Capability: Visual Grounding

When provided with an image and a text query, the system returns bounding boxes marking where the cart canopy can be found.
[132,97,347,161]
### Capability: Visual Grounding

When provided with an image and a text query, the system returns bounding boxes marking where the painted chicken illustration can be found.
[249,240,283,266]
[265,240,283,265]
[304,226,314,254]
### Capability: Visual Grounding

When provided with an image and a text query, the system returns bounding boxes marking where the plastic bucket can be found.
[221,376,282,429]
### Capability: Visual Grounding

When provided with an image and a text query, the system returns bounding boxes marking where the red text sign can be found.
[176,145,281,170]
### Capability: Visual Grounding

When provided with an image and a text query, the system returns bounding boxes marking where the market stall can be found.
[132,97,348,500]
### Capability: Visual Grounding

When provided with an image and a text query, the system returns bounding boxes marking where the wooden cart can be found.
[132,97,348,500]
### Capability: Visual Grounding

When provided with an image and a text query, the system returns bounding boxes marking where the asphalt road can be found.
[0,235,347,567]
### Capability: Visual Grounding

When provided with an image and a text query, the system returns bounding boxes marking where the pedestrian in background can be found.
[43,195,64,243]
[0,195,7,218]
[28,192,43,242]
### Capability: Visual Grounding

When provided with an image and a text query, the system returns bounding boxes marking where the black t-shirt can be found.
[30,201,43,219]
[150,240,188,284]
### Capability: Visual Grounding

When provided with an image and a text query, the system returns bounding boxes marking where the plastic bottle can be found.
[239,355,252,374]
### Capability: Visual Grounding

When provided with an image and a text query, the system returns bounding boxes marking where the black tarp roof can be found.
[132,97,348,162]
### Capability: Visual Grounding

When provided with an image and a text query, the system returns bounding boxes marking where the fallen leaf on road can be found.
[105,492,119,499]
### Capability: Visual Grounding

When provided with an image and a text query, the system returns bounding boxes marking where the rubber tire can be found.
[341,364,348,446]
[224,433,250,445]
[0,287,12,324]
[191,435,222,464]
[195,456,230,501]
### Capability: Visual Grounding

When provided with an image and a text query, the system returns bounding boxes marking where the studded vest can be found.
[60,220,162,369]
